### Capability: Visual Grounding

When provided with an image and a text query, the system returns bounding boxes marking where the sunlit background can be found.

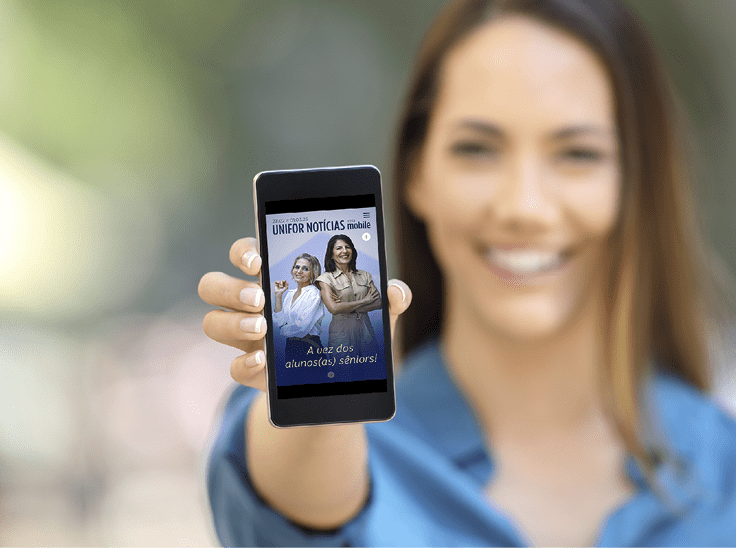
[2,0,736,544]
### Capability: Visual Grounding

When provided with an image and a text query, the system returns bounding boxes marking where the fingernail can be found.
[390,283,406,303]
[240,317,264,333]
[246,351,265,367]
[242,251,258,269]
[240,288,263,307]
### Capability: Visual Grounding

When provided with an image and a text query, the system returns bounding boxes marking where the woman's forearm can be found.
[353,297,381,313]
[280,316,317,338]
[246,392,369,529]
[324,298,371,315]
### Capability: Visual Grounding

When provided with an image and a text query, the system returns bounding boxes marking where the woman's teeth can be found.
[485,247,567,275]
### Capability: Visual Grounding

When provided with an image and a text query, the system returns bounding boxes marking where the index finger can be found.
[230,237,262,276]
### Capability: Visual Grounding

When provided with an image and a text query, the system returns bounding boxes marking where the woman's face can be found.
[408,16,621,341]
[332,240,353,267]
[292,259,312,284]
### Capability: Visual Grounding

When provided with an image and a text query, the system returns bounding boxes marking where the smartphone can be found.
[253,165,396,427]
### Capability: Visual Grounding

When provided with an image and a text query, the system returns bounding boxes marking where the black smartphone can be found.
[253,165,396,427]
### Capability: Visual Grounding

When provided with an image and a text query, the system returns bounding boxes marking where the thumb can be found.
[387,279,412,339]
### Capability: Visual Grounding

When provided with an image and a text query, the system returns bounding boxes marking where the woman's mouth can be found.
[480,245,574,280]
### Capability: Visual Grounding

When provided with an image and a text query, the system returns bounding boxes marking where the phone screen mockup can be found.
[254,166,395,426]
[265,194,387,399]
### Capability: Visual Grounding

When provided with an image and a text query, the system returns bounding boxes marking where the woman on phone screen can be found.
[315,234,381,357]
[199,0,736,545]
[272,253,325,361]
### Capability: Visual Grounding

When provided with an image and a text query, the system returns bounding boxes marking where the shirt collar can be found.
[333,268,357,276]
[397,338,706,513]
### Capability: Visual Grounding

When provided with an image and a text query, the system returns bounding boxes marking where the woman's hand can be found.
[199,237,413,392]
[198,237,268,391]
[274,280,288,297]
[363,284,381,304]
[353,281,383,314]
[200,237,412,530]
[273,280,288,314]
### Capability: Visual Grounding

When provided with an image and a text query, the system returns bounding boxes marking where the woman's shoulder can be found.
[304,284,321,297]
[650,368,736,432]
[652,369,736,428]
[354,270,373,283]
[649,367,736,501]
[315,271,336,284]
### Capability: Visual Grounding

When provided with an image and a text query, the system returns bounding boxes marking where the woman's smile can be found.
[476,243,576,284]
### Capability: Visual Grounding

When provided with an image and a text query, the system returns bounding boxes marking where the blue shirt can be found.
[207,340,736,546]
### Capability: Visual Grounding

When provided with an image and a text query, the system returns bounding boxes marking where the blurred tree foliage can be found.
[1,0,734,321]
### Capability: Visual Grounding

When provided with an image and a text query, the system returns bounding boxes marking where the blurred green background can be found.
[1,0,735,544]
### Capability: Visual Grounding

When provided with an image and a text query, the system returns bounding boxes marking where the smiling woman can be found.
[392,0,736,542]
[316,234,382,356]
[272,253,325,365]
[399,14,638,544]
[201,0,736,545]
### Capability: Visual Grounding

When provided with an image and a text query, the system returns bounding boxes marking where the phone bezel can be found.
[253,165,396,427]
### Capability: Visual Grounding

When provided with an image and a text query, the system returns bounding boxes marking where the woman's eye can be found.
[559,148,603,163]
[449,141,498,157]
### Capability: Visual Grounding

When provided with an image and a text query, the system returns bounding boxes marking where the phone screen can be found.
[264,193,388,400]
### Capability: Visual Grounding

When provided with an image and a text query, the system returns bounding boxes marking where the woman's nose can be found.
[489,155,559,230]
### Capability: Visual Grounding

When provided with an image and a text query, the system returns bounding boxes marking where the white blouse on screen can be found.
[272,284,325,338]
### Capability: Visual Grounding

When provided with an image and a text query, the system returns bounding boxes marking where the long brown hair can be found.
[393,0,735,495]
